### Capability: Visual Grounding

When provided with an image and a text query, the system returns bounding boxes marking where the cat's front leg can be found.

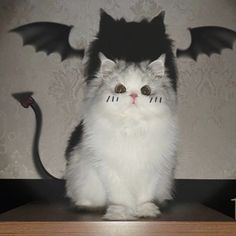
[133,175,174,218]
[132,178,162,218]
[101,170,137,220]
[135,202,161,218]
[103,204,137,220]
[65,155,107,209]
[103,196,137,220]
[134,187,161,218]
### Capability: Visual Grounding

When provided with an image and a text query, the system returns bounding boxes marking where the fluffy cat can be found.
[65,10,178,220]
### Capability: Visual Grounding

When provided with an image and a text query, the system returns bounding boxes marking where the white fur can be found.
[65,54,177,220]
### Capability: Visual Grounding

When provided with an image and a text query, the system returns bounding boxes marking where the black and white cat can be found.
[65,10,178,220]
[11,5,236,221]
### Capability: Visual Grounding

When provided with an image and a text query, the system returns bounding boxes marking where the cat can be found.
[65,10,178,220]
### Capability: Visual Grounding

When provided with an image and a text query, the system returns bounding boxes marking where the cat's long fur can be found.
[65,10,178,220]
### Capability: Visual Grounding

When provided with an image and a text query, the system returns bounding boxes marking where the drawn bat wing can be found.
[176,26,236,61]
[10,22,84,61]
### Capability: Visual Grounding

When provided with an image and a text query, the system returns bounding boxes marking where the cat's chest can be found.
[90,116,153,141]
[86,115,175,160]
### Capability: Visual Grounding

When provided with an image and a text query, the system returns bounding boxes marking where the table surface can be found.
[0,200,235,236]
[0,199,233,221]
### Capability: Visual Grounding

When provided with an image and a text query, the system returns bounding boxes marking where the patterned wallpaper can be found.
[0,0,235,179]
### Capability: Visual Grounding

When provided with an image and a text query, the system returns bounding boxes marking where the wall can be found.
[0,0,235,179]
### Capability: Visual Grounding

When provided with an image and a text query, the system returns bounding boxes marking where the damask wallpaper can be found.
[0,0,235,179]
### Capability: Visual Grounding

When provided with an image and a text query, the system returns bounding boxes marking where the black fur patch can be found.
[65,121,84,159]
[86,10,178,90]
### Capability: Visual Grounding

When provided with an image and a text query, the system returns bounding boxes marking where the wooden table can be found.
[0,200,235,235]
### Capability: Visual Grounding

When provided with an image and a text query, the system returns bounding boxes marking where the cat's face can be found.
[86,53,176,119]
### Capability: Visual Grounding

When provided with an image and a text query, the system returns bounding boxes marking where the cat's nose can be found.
[129,93,138,99]
[129,93,138,104]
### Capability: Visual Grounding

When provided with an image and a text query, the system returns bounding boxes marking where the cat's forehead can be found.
[114,64,151,85]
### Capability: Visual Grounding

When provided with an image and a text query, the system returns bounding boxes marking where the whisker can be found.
[112,96,114,102]
[116,97,119,102]
[150,97,153,103]
[106,96,110,102]
[159,97,162,103]
[155,97,158,103]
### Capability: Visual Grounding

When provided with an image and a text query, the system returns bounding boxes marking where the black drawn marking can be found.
[159,97,162,103]
[150,97,153,103]
[116,97,119,102]
[155,97,158,103]
[112,96,114,102]
[106,96,110,102]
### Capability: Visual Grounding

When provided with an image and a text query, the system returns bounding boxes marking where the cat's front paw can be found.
[103,204,137,221]
[135,202,161,218]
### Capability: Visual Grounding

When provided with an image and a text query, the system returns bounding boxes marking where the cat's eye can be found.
[141,85,151,96]
[114,84,126,93]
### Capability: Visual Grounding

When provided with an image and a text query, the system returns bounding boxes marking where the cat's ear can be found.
[99,52,116,78]
[148,54,165,77]
[151,11,165,24]
[150,11,165,32]
[99,9,116,31]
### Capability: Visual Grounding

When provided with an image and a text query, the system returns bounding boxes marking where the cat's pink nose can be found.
[129,93,138,99]
[129,93,138,104]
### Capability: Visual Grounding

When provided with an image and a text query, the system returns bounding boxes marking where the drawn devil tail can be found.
[12,92,60,179]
